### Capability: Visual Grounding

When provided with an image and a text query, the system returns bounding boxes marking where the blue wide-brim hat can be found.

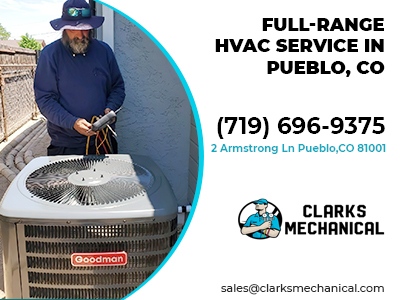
[253,198,268,205]
[50,0,104,31]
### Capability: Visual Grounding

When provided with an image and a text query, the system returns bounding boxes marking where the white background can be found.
[101,1,399,299]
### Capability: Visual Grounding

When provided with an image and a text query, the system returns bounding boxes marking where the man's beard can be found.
[62,31,90,54]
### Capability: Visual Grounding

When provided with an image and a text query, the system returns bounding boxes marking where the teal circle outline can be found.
[94,1,203,298]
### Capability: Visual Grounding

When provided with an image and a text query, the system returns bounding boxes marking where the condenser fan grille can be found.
[25,156,154,206]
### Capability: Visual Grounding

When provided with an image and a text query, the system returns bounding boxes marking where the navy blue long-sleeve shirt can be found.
[34,38,125,148]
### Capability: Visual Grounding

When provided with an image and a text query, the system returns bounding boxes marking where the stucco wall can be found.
[113,14,192,205]
[188,112,199,204]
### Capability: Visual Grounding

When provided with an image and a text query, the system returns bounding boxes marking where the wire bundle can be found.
[85,116,115,155]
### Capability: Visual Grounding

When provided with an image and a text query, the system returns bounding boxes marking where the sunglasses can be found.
[67,7,91,18]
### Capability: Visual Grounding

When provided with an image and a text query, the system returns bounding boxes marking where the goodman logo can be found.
[71,251,128,267]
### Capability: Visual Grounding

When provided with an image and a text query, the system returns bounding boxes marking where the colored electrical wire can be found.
[86,115,115,155]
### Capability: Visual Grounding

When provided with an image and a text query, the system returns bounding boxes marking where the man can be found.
[241,198,281,239]
[34,0,125,156]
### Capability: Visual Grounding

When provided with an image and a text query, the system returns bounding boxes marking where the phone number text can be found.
[217,117,385,139]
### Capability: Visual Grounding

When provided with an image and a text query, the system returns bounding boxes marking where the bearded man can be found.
[34,0,125,156]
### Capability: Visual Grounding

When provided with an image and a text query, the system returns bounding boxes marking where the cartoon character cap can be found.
[253,198,268,205]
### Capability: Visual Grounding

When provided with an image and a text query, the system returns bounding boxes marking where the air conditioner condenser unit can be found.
[0,154,177,299]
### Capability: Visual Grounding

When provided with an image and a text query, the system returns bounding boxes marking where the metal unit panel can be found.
[7,217,177,299]
[0,220,23,297]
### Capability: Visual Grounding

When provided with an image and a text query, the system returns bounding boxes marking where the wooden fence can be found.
[0,45,39,142]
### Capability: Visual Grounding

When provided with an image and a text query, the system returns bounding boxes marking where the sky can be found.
[0,0,71,44]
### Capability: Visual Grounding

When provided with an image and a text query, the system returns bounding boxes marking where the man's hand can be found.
[259,221,271,230]
[73,118,96,136]
[104,108,112,114]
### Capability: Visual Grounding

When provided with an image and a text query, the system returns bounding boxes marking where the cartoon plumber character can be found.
[241,198,281,239]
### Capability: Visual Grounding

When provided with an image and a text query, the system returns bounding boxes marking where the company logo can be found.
[285,204,384,235]
[238,198,283,239]
[71,251,128,267]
